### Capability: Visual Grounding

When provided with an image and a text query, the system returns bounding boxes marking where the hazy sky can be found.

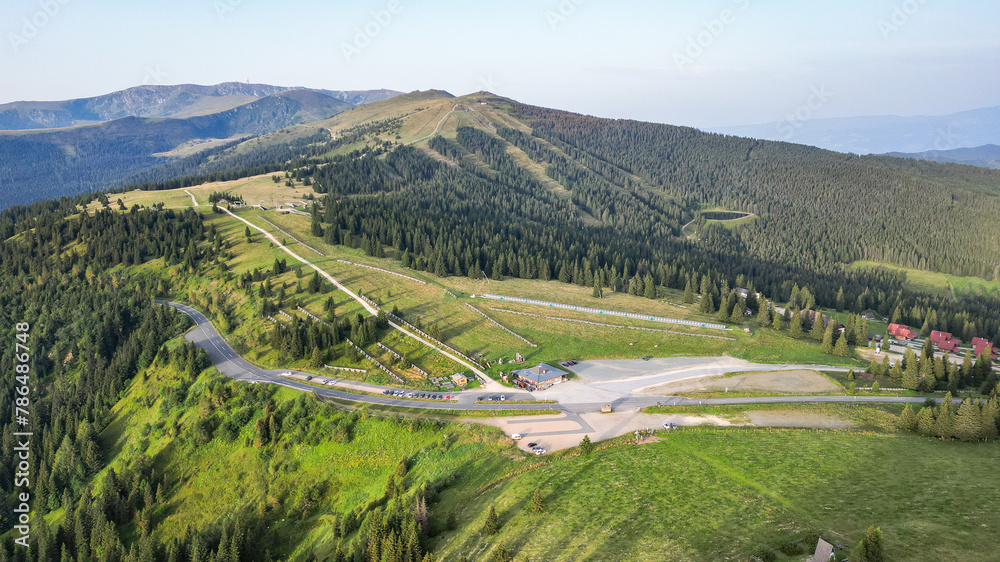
[3,0,999,128]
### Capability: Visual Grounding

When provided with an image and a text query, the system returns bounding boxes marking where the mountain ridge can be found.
[0,82,402,130]
[709,104,1000,155]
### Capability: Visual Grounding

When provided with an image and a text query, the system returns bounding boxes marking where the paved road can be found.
[161,301,548,411]
[221,206,503,391]
[161,300,956,414]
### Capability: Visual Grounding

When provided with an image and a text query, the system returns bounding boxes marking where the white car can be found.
[510,433,523,441]
[533,447,546,455]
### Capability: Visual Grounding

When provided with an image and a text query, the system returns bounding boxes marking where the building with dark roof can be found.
[513,363,568,390]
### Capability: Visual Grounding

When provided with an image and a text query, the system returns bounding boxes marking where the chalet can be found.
[929,330,960,352]
[861,311,876,321]
[514,363,568,390]
[972,337,998,360]
[450,373,468,387]
[888,323,915,340]
[811,538,835,562]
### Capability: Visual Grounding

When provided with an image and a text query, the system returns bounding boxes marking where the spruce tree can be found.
[955,399,981,442]
[850,525,884,562]
[834,334,850,357]
[821,321,836,354]
[531,489,545,513]
[789,310,803,338]
[482,505,500,535]
[916,407,936,436]
[771,310,784,331]
[811,313,826,342]
[683,279,695,304]
[580,435,594,454]
[899,405,917,432]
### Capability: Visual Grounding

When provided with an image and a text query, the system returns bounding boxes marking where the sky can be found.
[2,0,999,128]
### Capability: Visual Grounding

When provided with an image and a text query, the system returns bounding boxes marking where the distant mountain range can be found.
[0,82,400,130]
[887,144,1000,170]
[710,104,1000,156]
[0,83,401,207]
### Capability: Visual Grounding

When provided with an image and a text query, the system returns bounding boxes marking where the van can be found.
[510,433,523,441]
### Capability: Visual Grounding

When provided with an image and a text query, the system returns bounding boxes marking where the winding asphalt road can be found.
[160,301,954,414]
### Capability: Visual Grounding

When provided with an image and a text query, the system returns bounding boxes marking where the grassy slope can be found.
[432,428,1000,562]
[89,341,1000,562]
[851,260,1000,299]
[96,355,517,559]
[94,192,866,374]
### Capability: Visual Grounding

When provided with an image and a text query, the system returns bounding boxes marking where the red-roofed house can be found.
[888,323,915,340]
[929,330,961,352]
[972,337,997,360]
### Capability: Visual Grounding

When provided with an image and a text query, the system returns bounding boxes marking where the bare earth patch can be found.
[746,410,858,429]
[641,369,840,395]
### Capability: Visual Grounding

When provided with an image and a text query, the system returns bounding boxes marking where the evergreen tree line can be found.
[899,394,1000,442]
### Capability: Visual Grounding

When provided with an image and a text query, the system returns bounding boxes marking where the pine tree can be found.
[579,435,594,454]
[683,279,695,304]
[916,407,936,436]
[899,405,918,432]
[789,310,803,338]
[811,313,826,342]
[771,309,784,331]
[850,525,884,562]
[902,358,920,391]
[821,321,836,354]
[834,334,850,357]
[955,399,982,442]
[592,280,602,298]
[482,505,500,535]
[756,303,771,326]
[531,489,545,513]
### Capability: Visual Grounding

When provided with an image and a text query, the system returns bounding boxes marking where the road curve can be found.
[161,300,552,411]
[220,206,501,391]
[160,300,956,413]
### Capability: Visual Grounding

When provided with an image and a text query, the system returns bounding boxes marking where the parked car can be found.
[511,433,523,440]
[445,395,451,400]
[383,389,391,395]
[305,375,313,381]
[641,356,651,361]
[527,442,538,448]
[663,422,677,430]
[500,395,506,401]
[533,448,546,455]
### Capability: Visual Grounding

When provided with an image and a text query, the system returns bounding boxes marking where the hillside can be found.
[0,190,996,561]
[0,82,401,130]
[0,92,354,207]
[95,90,1000,351]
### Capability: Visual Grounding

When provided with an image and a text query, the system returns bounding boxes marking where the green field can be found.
[851,260,1000,299]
